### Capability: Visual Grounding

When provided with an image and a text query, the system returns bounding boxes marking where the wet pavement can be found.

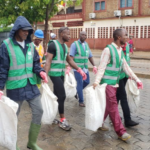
[1,70,150,150]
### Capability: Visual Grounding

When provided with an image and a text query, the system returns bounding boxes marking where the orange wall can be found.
[66,38,150,51]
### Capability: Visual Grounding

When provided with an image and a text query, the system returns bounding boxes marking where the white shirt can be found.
[17,40,25,49]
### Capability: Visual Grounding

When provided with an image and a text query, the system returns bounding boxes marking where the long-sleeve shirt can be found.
[94,42,139,86]
[0,38,44,101]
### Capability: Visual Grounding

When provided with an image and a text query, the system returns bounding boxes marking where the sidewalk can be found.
[91,49,150,60]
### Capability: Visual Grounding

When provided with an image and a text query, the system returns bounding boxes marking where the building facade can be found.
[37,0,150,51]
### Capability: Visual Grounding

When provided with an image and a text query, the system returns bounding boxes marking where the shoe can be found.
[27,123,43,150]
[119,132,131,141]
[79,103,85,107]
[98,124,109,131]
[125,120,139,127]
[59,119,72,131]
[75,93,78,100]
[53,119,59,125]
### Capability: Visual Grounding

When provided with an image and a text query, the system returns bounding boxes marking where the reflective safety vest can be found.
[119,43,130,80]
[100,44,124,85]
[35,44,44,67]
[3,38,36,90]
[74,41,90,69]
[48,40,68,77]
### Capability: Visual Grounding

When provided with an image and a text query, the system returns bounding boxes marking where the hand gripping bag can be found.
[41,83,58,124]
[85,84,107,132]
[64,73,77,98]
[0,96,18,150]
[125,79,140,113]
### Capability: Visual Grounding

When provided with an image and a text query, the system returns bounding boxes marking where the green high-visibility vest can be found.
[3,38,36,90]
[100,44,124,85]
[48,40,68,77]
[48,40,53,46]
[119,43,130,80]
[74,41,90,69]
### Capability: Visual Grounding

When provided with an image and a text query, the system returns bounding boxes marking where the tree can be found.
[0,0,59,51]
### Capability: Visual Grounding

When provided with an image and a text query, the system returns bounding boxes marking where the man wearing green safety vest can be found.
[45,27,87,131]
[93,28,143,141]
[0,16,48,150]
[68,31,97,107]
[116,32,139,127]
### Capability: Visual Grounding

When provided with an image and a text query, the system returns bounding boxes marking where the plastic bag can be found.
[64,73,77,98]
[0,96,18,150]
[41,83,58,124]
[125,79,140,113]
[85,84,107,132]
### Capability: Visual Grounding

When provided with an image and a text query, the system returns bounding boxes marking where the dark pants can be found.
[104,85,126,137]
[50,76,66,114]
[74,71,90,103]
[116,77,131,122]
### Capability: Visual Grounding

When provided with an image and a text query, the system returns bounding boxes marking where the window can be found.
[120,0,132,8]
[95,1,105,11]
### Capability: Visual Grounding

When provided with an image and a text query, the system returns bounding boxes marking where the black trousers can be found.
[50,76,66,114]
[116,77,131,122]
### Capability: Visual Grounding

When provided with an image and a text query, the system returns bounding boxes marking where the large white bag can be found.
[64,73,77,98]
[125,79,140,113]
[0,96,18,150]
[85,84,107,132]
[41,83,58,124]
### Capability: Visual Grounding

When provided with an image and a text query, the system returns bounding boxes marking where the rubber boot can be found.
[16,145,20,150]
[27,123,43,150]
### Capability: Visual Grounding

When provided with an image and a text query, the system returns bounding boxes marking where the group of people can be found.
[0,16,143,150]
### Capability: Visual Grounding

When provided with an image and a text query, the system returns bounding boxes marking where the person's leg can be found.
[74,71,84,104]
[27,96,43,150]
[15,101,24,116]
[117,79,131,122]
[50,76,66,117]
[83,72,90,89]
[106,85,126,137]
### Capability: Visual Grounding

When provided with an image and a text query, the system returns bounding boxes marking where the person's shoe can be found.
[27,123,43,150]
[98,124,109,131]
[125,120,139,127]
[53,119,59,125]
[79,103,85,107]
[119,132,131,141]
[59,119,72,131]
[75,93,78,100]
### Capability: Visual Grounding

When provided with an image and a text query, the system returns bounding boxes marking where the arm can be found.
[89,57,95,66]
[44,53,53,75]
[33,48,45,77]
[93,48,110,88]
[0,43,9,91]
[122,58,139,82]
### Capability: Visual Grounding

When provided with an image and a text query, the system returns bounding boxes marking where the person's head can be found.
[79,31,87,42]
[129,34,133,39]
[33,29,44,46]
[113,28,128,45]
[58,27,70,42]
[50,33,56,40]
[15,27,32,42]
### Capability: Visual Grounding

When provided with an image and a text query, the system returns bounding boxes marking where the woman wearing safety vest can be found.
[116,33,139,127]
[33,29,45,88]
[93,28,143,142]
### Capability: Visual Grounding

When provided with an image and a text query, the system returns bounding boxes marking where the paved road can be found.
[1,72,150,150]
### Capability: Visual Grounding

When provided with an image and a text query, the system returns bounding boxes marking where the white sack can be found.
[41,83,58,124]
[64,73,77,98]
[0,96,18,150]
[125,79,140,113]
[85,84,107,132]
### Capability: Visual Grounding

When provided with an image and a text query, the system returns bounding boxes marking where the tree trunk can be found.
[43,4,49,53]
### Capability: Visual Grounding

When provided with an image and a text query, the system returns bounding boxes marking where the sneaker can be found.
[53,119,59,125]
[98,124,109,131]
[59,119,72,131]
[79,103,85,107]
[119,132,131,141]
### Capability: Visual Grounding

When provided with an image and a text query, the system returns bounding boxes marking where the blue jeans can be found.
[74,71,90,103]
